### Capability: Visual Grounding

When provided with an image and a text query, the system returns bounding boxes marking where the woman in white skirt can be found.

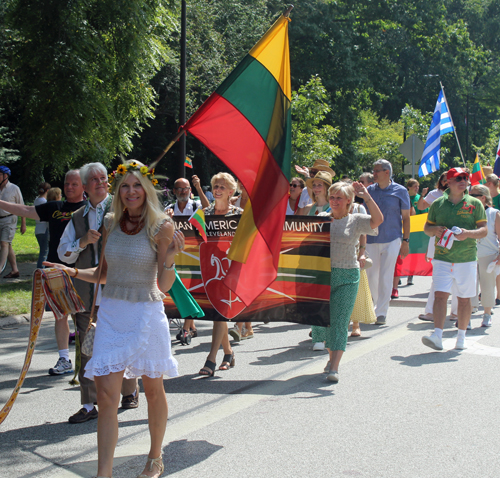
[46,160,183,478]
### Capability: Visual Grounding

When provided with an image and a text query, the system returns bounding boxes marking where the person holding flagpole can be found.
[199,172,243,377]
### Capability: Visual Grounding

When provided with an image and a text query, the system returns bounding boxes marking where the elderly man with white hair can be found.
[364,159,411,325]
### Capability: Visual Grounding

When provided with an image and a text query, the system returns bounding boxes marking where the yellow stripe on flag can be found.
[249,15,291,100]
[227,201,258,262]
[410,213,428,233]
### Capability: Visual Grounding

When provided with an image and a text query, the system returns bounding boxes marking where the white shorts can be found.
[432,259,477,298]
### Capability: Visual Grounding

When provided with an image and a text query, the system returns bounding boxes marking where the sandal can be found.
[323,361,331,373]
[199,360,216,377]
[350,327,361,337]
[137,454,164,478]
[219,352,235,370]
[190,327,198,338]
[3,271,20,279]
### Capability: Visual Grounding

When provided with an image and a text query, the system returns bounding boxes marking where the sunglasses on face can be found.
[290,183,301,188]
[470,193,483,197]
[175,187,190,192]
[454,176,468,182]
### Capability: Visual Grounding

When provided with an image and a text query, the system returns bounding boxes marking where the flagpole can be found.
[440,82,466,168]
[150,129,186,169]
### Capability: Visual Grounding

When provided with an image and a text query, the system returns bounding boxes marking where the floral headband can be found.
[108,161,158,193]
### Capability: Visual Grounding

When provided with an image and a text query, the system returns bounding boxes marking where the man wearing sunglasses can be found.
[422,167,487,351]
[165,176,209,216]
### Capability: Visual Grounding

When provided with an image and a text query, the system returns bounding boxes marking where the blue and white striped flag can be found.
[418,90,454,177]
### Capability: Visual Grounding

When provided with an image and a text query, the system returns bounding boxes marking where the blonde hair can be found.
[471,184,492,206]
[47,187,62,201]
[109,160,171,250]
[211,173,237,197]
[327,182,354,215]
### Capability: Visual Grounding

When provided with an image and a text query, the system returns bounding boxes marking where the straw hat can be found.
[310,159,335,177]
[306,171,333,190]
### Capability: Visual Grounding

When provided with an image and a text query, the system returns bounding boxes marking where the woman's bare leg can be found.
[94,371,124,477]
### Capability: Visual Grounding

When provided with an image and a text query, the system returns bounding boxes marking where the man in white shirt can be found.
[58,163,138,423]
[0,165,26,278]
[165,175,210,216]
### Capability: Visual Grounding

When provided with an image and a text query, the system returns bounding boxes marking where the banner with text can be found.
[164,216,331,326]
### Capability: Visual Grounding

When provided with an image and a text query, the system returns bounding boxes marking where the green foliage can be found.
[6,0,176,175]
[291,75,341,170]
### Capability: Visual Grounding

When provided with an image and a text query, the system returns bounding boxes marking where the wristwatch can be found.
[402,238,409,243]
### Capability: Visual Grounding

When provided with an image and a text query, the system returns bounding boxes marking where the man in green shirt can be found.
[422,168,487,351]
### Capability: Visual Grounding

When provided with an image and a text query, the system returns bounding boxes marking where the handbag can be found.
[80,226,108,357]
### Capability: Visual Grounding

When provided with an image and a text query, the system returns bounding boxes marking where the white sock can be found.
[83,403,94,412]
[434,328,443,339]
[59,349,70,361]
[457,329,466,339]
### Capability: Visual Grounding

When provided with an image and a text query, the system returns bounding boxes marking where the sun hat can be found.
[309,159,335,177]
[306,171,333,190]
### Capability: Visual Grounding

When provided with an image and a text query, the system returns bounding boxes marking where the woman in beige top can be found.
[45,160,183,478]
[313,181,383,383]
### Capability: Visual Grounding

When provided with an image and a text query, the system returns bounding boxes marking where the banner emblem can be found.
[199,241,246,319]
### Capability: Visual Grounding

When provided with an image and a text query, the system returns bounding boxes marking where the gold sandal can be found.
[138,454,164,478]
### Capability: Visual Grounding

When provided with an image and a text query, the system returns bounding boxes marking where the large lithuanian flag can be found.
[182,13,292,306]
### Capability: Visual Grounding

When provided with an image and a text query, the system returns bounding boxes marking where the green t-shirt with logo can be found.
[427,190,486,263]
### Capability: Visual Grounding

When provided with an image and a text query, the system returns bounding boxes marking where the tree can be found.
[6,0,176,175]
[291,75,341,170]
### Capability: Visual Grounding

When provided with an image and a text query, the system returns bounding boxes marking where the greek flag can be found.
[418,90,454,177]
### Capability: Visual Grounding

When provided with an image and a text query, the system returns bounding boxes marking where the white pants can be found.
[366,238,401,317]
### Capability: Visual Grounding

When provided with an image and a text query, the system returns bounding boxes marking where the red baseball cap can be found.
[446,168,469,180]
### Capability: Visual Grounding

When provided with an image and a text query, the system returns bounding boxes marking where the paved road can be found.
[1,274,499,478]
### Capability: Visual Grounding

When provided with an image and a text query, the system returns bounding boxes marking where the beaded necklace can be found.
[120,209,145,235]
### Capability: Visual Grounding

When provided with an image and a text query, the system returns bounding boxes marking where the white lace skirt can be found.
[84,297,179,380]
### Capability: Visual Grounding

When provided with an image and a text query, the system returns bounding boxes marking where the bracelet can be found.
[163,262,175,271]
[73,267,79,278]
[359,245,366,249]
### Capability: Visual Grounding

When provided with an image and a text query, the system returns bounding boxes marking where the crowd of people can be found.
[0,158,497,478]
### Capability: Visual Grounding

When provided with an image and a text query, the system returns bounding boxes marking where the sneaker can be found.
[407,276,414,286]
[326,371,339,383]
[68,406,98,424]
[375,316,386,325]
[121,389,139,409]
[418,313,434,322]
[228,326,242,342]
[48,357,73,375]
[312,342,325,351]
[455,336,467,350]
[422,334,443,351]
[481,314,492,327]
[391,288,399,299]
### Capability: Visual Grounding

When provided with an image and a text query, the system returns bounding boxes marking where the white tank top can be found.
[477,207,499,258]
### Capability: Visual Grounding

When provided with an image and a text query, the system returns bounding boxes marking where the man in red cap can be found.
[422,167,487,351]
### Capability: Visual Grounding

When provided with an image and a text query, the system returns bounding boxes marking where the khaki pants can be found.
[75,310,138,405]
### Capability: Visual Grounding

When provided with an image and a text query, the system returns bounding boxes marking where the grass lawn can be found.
[12,217,39,262]
[0,280,32,316]
[1,217,39,317]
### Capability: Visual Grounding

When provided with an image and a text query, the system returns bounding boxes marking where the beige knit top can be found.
[103,222,165,303]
